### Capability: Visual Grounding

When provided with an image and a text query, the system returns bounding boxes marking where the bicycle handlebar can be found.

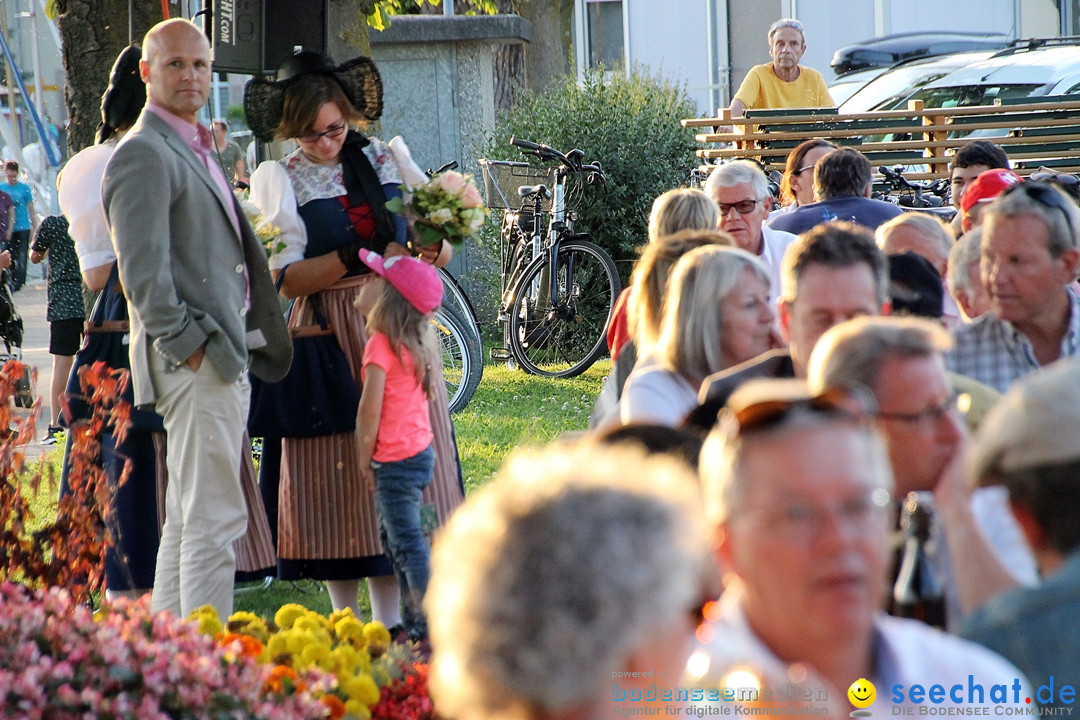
[510,137,605,183]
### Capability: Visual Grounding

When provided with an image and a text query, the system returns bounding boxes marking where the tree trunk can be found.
[54,0,162,155]
[491,0,524,110]
[513,0,572,94]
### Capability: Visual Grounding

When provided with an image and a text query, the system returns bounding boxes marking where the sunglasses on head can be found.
[1001,181,1077,240]
[721,386,875,438]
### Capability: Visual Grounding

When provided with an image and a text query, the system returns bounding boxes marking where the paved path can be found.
[12,274,57,451]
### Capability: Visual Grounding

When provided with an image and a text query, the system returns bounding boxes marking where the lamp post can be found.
[14,5,42,121]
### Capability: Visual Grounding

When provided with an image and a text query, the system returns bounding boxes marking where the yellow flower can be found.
[334,616,366,645]
[363,621,391,648]
[267,632,292,660]
[330,644,371,677]
[301,642,332,667]
[343,673,381,706]
[274,603,309,630]
[189,605,224,637]
[327,606,356,627]
[294,615,326,634]
[226,611,270,643]
[345,699,372,719]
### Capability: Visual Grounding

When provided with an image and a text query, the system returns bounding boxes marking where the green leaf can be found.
[384,197,406,214]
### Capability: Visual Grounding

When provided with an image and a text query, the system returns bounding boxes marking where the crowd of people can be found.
[27,11,1080,719]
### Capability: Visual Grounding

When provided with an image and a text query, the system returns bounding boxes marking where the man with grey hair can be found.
[770,147,903,235]
[945,182,1080,392]
[728,18,832,119]
[947,227,991,323]
[808,316,1037,621]
[694,377,1028,708]
[960,358,1080,710]
[704,159,794,304]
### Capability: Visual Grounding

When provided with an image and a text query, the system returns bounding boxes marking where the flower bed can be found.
[0,582,438,719]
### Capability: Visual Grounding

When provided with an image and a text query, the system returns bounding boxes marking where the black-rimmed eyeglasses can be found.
[299,122,346,144]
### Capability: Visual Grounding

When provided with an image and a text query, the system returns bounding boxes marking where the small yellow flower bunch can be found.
[192,603,391,719]
[239,197,287,258]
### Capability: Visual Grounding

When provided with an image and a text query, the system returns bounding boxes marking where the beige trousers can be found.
[148,351,250,619]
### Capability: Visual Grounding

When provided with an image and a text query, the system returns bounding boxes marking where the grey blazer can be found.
[102,110,291,407]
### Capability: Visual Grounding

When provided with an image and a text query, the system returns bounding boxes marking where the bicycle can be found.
[479,139,620,378]
[877,165,956,222]
[418,160,484,413]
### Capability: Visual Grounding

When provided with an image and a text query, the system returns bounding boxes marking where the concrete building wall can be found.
[625,1,715,116]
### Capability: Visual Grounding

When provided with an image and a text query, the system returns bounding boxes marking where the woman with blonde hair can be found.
[621,245,774,426]
[589,229,731,429]
[606,188,720,361]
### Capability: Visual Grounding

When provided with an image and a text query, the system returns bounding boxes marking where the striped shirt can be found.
[944,288,1080,393]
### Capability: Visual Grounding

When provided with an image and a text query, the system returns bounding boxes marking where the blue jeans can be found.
[374,444,434,636]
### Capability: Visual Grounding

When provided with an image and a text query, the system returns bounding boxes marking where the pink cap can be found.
[358,249,443,314]
[961,169,1023,214]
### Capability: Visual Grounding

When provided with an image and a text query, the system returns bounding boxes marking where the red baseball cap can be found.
[358,249,443,314]
[961,169,1023,214]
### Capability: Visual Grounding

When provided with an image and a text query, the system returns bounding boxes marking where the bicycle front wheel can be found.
[433,304,483,413]
[508,238,620,378]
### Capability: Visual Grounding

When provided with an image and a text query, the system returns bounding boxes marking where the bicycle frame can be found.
[487,138,617,377]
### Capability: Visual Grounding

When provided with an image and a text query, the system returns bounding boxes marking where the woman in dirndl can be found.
[245,51,464,622]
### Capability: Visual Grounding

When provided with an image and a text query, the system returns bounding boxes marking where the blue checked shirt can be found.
[944,287,1080,393]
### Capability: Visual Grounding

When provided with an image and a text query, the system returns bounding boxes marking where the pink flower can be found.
[462,183,483,208]
[437,170,467,195]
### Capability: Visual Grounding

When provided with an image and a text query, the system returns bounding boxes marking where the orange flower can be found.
[321,694,347,720]
[263,664,305,694]
[220,632,264,659]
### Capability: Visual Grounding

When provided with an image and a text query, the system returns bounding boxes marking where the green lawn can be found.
[15,359,611,619]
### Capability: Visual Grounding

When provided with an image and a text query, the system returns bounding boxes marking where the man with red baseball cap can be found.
[961,168,1023,233]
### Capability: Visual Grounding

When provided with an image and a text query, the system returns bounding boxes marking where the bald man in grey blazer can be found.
[102,19,290,618]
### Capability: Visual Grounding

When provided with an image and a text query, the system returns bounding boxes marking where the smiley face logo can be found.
[848,678,876,708]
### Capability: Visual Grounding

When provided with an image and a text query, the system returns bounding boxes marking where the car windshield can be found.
[838,52,995,113]
[891,83,1046,110]
[842,69,951,113]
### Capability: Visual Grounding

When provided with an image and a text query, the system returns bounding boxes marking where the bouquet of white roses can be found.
[386,170,489,248]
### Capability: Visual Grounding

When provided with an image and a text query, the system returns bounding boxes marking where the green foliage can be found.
[226,104,247,125]
[368,0,498,31]
[478,67,700,282]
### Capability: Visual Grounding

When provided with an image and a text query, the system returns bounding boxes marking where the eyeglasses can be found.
[793,163,817,176]
[299,122,346,144]
[876,391,964,425]
[757,488,891,541]
[722,385,874,438]
[1002,181,1077,241]
[718,199,762,216]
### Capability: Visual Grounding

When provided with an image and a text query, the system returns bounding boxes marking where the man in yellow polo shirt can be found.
[729,18,833,119]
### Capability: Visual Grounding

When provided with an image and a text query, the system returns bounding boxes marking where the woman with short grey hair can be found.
[427,443,715,720]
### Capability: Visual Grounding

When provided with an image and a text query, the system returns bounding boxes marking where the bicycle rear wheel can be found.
[508,238,620,378]
[433,304,483,413]
[438,267,482,348]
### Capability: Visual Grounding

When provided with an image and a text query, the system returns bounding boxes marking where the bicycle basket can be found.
[479,159,556,211]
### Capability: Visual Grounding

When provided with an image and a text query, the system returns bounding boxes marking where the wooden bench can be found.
[682,97,1080,182]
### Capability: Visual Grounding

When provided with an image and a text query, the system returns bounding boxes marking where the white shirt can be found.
[760,224,796,310]
[57,143,116,272]
[691,586,1032,711]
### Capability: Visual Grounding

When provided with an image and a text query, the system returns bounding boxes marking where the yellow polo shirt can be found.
[733,64,833,111]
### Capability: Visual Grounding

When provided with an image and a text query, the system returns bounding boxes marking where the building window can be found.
[586,0,624,69]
